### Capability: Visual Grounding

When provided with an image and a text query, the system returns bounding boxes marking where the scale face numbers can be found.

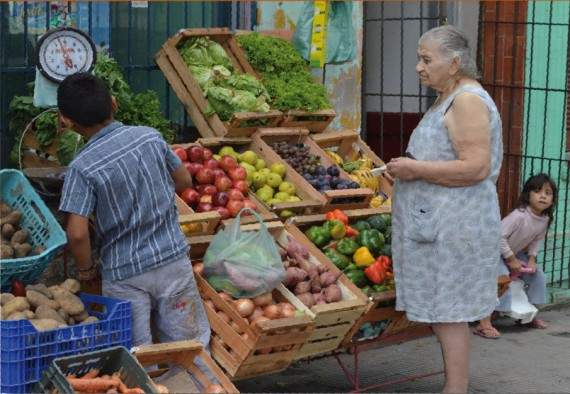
[36,27,96,83]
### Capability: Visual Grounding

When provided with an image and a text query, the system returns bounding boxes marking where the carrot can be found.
[67,377,119,393]
[81,369,100,379]
[122,388,144,394]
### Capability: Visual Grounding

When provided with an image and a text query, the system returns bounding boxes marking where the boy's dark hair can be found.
[57,73,112,127]
[517,173,558,227]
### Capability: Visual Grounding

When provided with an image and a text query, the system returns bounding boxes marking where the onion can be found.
[217,311,231,324]
[253,293,273,307]
[241,333,249,341]
[234,299,255,317]
[256,347,272,355]
[230,321,243,334]
[249,307,264,323]
[192,262,204,275]
[219,292,233,302]
[250,316,270,328]
[263,304,282,320]
[281,307,296,318]
[205,384,226,393]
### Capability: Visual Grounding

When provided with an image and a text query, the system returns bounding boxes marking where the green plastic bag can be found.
[293,0,355,65]
[203,208,285,298]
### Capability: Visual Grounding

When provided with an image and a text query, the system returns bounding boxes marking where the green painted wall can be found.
[523,1,569,285]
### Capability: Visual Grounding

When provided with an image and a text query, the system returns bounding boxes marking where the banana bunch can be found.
[325,149,344,166]
[370,195,391,208]
[349,169,380,192]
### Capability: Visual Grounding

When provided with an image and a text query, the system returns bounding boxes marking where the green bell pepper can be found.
[382,244,392,257]
[324,219,346,240]
[344,268,367,288]
[361,285,373,296]
[380,213,392,227]
[305,225,331,247]
[324,248,351,270]
[352,220,371,233]
[372,284,389,293]
[336,238,359,256]
[357,229,385,255]
[366,215,387,232]
[384,226,392,243]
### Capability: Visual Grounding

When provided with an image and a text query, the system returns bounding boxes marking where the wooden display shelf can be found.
[311,129,393,200]
[156,28,283,138]
[134,340,239,393]
[280,109,336,134]
[252,128,374,211]
[223,220,367,360]
[175,195,220,236]
[197,137,323,218]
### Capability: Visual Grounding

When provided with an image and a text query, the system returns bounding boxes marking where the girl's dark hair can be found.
[517,173,558,226]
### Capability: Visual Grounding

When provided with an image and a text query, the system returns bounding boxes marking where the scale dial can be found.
[35,27,96,83]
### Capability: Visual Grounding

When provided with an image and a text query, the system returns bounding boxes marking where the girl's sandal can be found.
[529,319,548,329]
[473,326,501,339]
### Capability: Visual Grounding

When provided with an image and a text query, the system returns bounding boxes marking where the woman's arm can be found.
[387,93,492,187]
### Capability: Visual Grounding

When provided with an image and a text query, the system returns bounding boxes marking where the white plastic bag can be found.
[506,280,538,324]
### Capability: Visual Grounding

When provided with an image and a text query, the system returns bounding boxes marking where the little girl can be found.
[475,173,557,339]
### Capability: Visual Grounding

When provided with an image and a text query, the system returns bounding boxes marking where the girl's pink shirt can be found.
[500,206,549,259]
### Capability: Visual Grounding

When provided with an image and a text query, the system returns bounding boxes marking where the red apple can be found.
[219,155,238,172]
[227,188,244,201]
[213,192,229,207]
[199,195,213,205]
[202,185,218,196]
[183,162,194,175]
[228,166,247,182]
[196,168,214,185]
[243,199,258,211]
[227,199,245,217]
[172,146,187,162]
[213,206,231,220]
[232,180,248,194]
[203,159,219,170]
[180,188,199,206]
[187,146,204,163]
[212,168,226,179]
[186,162,203,176]
[215,176,233,192]
[195,185,208,195]
[197,202,213,212]
[203,148,214,161]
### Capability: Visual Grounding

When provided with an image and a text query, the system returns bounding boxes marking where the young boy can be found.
[58,73,210,348]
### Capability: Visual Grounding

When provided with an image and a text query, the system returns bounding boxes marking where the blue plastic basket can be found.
[0,293,132,394]
[0,169,67,291]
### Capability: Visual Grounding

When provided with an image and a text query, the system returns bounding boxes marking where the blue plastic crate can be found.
[0,169,67,290]
[0,293,132,394]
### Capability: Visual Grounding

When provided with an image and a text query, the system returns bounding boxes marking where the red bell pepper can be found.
[345,225,359,237]
[325,209,349,226]
[376,256,391,271]
[364,260,387,284]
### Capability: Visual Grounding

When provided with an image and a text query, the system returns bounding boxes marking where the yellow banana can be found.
[325,150,344,166]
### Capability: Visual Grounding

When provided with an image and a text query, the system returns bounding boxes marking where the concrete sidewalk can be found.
[236,307,570,393]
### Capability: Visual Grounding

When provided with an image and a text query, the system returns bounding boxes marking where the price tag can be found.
[309,0,329,68]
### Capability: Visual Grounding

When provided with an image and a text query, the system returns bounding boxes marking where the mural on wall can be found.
[256,1,363,132]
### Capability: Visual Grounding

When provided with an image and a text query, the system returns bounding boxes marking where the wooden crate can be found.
[280,109,336,134]
[252,127,374,211]
[186,234,315,380]
[134,340,239,393]
[224,221,367,360]
[311,129,393,200]
[197,137,323,218]
[175,195,220,236]
[156,28,283,138]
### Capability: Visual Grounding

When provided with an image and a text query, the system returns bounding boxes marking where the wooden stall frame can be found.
[156,28,282,138]
[280,109,337,134]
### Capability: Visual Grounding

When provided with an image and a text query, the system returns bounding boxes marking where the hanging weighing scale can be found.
[35,26,97,83]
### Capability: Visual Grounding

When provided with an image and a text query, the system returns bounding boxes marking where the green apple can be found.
[270,163,287,177]
[252,172,267,189]
[266,173,283,188]
[241,162,256,175]
[274,192,290,201]
[279,209,295,219]
[239,150,258,165]
[219,146,235,157]
[213,154,221,161]
[255,158,266,170]
[268,198,282,206]
[256,186,274,202]
[278,181,296,195]
[287,196,301,202]
[259,168,271,177]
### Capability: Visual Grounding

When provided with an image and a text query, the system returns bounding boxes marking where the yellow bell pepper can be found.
[353,246,375,267]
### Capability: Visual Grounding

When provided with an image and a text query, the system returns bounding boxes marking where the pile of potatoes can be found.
[1,201,45,259]
[0,279,99,331]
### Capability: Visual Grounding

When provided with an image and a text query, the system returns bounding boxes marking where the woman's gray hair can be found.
[419,25,479,79]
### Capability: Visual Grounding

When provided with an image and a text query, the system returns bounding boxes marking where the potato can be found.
[6,311,28,320]
[24,310,35,319]
[52,288,85,315]
[1,223,16,239]
[31,245,46,256]
[72,310,89,322]
[36,305,67,324]
[0,202,12,218]
[57,308,69,322]
[10,230,29,246]
[0,211,21,227]
[1,245,14,259]
[1,297,30,319]
[26,284,52,299]
[68,317,75,325]
[60,279,81,294]
[82,316,99,324]
[14,243,32,258]
[30,318,66,332]
[26,290,59,310]
[1,293,15,306]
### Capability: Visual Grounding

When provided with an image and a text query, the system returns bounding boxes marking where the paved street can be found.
[236,306,570,393]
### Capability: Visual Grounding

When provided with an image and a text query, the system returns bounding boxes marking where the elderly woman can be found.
[387,25,503,393]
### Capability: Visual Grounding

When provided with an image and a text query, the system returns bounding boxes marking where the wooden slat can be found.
[280,109,336,134]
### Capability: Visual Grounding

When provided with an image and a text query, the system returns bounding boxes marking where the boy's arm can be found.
[165,144,192,192]
[66,214,96,280]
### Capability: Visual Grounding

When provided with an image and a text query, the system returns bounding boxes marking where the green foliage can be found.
[57,130,85,166]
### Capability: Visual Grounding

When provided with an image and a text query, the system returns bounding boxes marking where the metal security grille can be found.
[0,1,254,167]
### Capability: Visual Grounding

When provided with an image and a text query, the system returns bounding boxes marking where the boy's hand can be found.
[507,259,522,273]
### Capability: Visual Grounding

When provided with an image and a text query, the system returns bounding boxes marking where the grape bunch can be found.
[271,141,360,192]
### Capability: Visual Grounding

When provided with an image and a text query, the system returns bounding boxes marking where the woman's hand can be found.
[386,157,419,181]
